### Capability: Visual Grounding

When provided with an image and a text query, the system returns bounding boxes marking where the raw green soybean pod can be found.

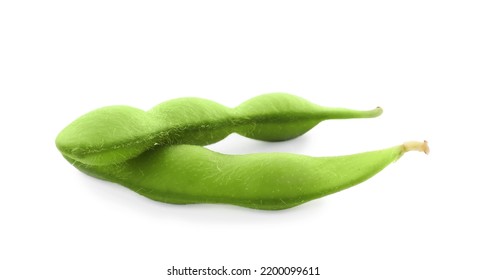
[65,141,429,210]
[56,93,382,166]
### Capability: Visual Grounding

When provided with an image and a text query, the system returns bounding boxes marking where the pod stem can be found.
[402,140,430,154]
[325,106,383,119]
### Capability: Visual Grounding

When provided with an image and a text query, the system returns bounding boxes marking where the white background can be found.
[1,1,486,279]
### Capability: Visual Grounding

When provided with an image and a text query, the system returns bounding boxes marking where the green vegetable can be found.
[64,141,429,210]
[56,93,382,166]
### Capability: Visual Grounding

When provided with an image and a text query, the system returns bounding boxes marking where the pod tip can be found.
[403,140,430,154]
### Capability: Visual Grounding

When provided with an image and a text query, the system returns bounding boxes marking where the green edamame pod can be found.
[65,141,429,210]
[56,93,382,166]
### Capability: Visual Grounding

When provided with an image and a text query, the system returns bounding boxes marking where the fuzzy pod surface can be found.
[56,93,382,166]
[64,141,429,210]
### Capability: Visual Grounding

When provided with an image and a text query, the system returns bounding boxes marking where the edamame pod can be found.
[56,93,382,166]
[65,141,429,210]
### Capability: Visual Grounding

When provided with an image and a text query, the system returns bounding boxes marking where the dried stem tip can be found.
[402,140,430,154]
